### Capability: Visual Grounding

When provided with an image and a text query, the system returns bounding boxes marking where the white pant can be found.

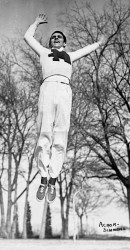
[35,80,72,178]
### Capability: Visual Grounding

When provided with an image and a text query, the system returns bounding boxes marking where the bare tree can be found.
[57,111,91,239]
[0,40,40,238]
[74,179,114,236]
[61,0,130,225]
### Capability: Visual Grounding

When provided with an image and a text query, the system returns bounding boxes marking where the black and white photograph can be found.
[0,0,130,249]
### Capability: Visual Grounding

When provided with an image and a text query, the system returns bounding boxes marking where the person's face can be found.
[50,32,66,49]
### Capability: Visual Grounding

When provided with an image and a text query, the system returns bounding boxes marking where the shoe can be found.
[46,184,56,203]
[36,184,48,201]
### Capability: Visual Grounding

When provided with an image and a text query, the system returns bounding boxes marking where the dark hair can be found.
[49,31,67,48]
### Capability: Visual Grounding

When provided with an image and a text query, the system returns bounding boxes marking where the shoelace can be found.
[50,185,55,194]
[40,185,46,193]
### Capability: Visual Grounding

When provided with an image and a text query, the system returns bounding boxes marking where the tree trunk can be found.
[11,202,19,239]
[127,186,130,227]
[39,199,48,239]
[23,161,33,239]
[60,199,69,239]
[0,180,7,238]
[64,219,69,239]
[60,200,65,238]
[80,215,83,236]
[11,181,18,239]
[6,152,12,238]
[85,213,88,235]
[22,192,28,238]
[61,217,69,239]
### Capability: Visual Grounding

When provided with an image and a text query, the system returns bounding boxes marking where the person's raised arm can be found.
[24,14,48,56]
[69,35,106,62]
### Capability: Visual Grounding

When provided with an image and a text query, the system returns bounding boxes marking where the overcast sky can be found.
[0,0,106,41]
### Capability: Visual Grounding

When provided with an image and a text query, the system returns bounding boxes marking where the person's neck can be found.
[52,47,65,51]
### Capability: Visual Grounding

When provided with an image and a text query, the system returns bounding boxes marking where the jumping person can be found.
[24,14,106,203]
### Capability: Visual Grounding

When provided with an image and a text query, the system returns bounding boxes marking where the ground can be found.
[0,239,130,250]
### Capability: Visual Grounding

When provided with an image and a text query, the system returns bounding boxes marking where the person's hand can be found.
[35,14,48,25]
[98,34,107,46]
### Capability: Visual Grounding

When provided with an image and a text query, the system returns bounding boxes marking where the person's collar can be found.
[51,47,65,51]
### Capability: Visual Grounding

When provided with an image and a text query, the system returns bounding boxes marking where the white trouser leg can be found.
[35,81,72,178]
[35,82,54,177]
[35,133,52,177]
[49,131,68,178]
[49,82,72,178]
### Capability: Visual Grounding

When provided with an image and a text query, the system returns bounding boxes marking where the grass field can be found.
[0,239,130,250]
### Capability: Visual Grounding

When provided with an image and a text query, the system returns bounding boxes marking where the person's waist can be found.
[43,75,70,85]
